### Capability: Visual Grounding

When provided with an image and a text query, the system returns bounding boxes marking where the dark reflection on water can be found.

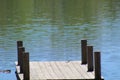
[0,0,120,80]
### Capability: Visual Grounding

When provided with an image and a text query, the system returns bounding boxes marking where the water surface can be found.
[0,0,120,80]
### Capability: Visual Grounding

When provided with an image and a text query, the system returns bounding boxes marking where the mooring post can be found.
[87,46,93,71]
[17,41,23,66]
[18,47,25,73]
[81,40,87,64]
[23,52,30,80]
[94,52,101,80]
[17,41,23,48]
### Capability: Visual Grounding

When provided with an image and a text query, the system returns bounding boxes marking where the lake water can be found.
[0,0,120,80]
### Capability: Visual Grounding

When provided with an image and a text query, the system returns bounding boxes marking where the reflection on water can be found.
[0,0,120,80]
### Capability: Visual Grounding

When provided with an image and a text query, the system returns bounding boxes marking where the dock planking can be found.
[16,61,103,80]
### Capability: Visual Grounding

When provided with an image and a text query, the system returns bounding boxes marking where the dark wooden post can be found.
[87,46,93,71]
[23,52,30,80]
[19,47,25,73]
[81,40,87,64]
[17,41,23,48]
[94,52,101,80]
[17,41,23,65]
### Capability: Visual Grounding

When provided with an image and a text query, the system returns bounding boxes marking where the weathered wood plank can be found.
[55,61,73,79]
[44,62,57,79]
[67,61,84,78]
[16,61,103,80]
[39,62,52,79]
[80,64,94,78]
[30,62,42,79]
[49,61,65,79]
[57,61,78,79]
[71,61,90,79]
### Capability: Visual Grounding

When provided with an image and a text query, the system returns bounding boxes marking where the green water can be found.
[0,0,120,80]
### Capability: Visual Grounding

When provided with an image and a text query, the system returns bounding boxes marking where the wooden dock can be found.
[16,61,101,80]
[15,40,104,80]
